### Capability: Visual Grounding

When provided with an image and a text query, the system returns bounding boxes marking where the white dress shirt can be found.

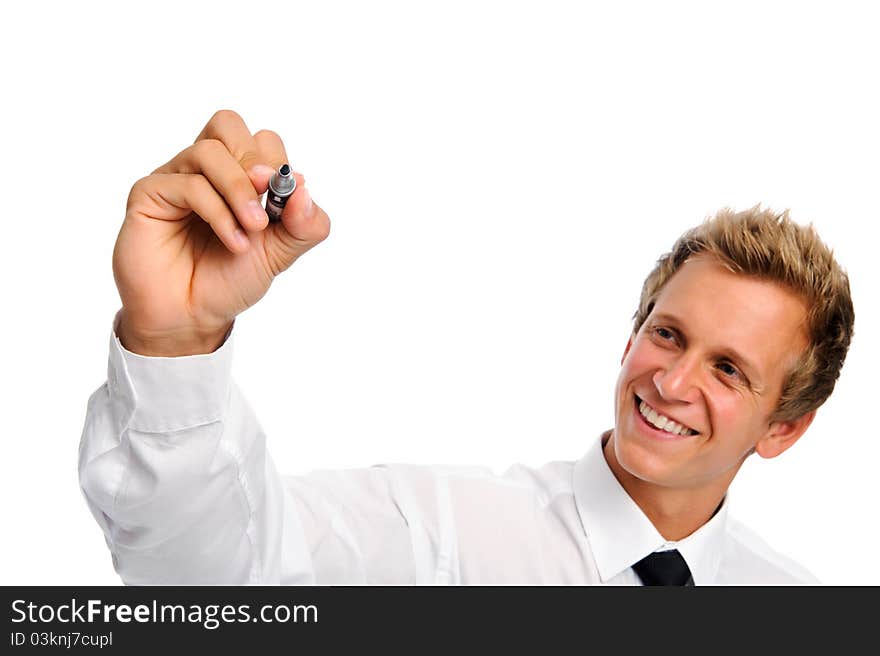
[78,315,819,585]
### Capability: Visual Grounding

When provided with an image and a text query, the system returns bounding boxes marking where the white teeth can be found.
[637,398,696,436]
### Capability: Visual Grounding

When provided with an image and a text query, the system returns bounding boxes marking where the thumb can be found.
[263,173,331,276]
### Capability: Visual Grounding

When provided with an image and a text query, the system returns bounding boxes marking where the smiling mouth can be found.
[634,394,699,437]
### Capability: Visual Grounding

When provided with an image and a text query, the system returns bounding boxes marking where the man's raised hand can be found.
[113,110,330,356]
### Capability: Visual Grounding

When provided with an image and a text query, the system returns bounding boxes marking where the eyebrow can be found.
[649,312,764,386]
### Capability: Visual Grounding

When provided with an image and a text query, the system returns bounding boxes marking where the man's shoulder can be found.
[720,516,820,584]
[385,459,577,499]
[498,460,578,502]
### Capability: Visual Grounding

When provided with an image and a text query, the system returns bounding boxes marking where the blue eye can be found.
[654,327,675,341]
[716,362,741,379]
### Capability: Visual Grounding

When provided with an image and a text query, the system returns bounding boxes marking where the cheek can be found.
[615,343,659,410]
[620,340,664,382]
[705,391,760,437]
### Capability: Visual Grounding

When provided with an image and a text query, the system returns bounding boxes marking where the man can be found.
[79,110,854,585]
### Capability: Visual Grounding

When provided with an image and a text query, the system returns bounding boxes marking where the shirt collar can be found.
[573,432,728,585]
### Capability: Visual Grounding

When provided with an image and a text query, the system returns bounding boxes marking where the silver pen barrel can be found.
[265,163,296,223]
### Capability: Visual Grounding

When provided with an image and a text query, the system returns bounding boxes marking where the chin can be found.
[612,434,674,486]
[610,415,688,488]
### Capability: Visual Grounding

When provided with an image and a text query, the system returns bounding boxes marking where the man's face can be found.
[611,254,810,492]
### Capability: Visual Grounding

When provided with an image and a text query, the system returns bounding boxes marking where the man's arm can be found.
[76,111,329,583]
[78,315,297,583]
[79,315,431,584]
[78,111,427,584]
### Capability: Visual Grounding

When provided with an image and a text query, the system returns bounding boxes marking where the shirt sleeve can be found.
[77,313,428,585]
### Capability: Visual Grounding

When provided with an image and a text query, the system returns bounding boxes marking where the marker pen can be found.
[265,163,296,223]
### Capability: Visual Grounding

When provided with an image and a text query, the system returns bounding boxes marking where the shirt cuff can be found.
[107,310,235,433]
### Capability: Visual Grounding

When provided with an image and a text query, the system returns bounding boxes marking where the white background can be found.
[1,1,877,584]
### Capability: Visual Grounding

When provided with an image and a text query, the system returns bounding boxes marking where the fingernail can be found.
[234,228,250,249]
[250,164,276,178]
[247,199,269,226]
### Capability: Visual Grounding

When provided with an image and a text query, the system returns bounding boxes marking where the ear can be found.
[621,336,634,365]
[754,410,816,459]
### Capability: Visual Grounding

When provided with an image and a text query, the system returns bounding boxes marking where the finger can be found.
[253,129,289,169]
[250,129,291,194]
[262,175,332,276]
[279,171,310,232]
[150,139,269,232]
[128,173,251,254]
[253,129,303,229]
[193,109,264,173]
[154,109,264,178]
[252,129,330,275]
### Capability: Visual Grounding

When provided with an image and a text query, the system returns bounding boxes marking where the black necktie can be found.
[632,549,694,586]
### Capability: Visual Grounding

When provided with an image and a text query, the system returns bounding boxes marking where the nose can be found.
[652,353,701,403]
